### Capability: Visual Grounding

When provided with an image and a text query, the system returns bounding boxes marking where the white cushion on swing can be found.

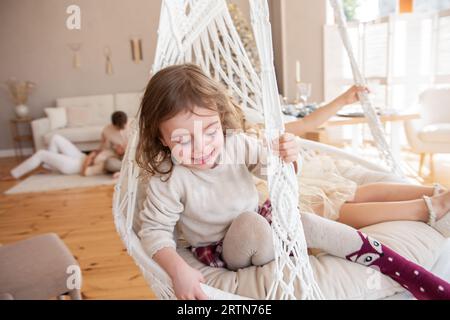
[178,221,445,300]
[173,161,444,300]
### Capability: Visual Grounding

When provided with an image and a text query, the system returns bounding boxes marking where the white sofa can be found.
[32,93,143,151]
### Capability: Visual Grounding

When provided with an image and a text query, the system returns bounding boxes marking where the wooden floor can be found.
[0,157,155,300]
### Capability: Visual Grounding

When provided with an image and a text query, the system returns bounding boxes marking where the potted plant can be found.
[4,78,36,119]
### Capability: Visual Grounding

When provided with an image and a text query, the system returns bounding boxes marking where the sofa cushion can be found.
[44,125,103,144]
[56,94,114,110]
[56,94,114,128]
[65,103,111,128]
[44,107,67,130]
[419,123,450,143]
[65,106,91,128]
[114,92,143,118]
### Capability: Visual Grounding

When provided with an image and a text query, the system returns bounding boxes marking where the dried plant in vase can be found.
[4,78,36,119]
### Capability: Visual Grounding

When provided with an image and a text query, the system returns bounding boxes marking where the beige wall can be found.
[0,0,162,150]
[279,0,327,103]
[0,0,253,151]
[269,0,285,93]
[0,0,325,152]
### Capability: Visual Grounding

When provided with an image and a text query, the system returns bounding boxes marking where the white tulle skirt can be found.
[298,155,358,221]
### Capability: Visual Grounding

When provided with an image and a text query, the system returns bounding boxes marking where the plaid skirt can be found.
[190,199,273,268]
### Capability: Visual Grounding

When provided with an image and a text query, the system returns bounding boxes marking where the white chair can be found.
[404,88,450,178]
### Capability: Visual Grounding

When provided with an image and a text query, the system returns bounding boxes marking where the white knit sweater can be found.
[139,133,269,258]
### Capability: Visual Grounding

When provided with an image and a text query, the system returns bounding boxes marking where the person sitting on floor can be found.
[99,111,130,178]
[5,112,131,180]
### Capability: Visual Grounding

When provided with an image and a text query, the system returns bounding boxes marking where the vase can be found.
[15,104,30,118]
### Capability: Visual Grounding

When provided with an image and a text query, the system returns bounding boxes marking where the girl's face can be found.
[159,106,224,170]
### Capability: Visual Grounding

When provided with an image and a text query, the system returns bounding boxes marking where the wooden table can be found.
[10,117,35,160]
[320,113,420,128]
[295,112,421,161]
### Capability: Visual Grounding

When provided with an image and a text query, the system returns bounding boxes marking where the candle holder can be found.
[295,82,312,106]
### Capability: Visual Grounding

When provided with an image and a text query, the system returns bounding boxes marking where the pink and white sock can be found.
[346,231,450,300]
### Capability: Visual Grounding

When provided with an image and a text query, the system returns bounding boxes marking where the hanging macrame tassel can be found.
[249,0,323,300]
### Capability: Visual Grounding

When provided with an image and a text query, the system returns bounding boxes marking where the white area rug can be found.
[4,173,116,194]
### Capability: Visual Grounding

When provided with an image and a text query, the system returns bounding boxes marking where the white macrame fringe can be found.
[249,0,323,300]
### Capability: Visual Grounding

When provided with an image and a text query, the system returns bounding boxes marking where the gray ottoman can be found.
[0,233,82,300]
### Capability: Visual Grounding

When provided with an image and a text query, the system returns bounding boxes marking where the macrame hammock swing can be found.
[113,0,404,300]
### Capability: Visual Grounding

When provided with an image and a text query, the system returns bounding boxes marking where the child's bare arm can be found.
[285,85,369,137]
[153,247,208,300]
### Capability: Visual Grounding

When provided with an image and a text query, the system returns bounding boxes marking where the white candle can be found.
[296,60,301,83]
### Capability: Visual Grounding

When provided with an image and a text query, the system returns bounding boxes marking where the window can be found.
[324,10,450,111]
[343,0,450,21]
[415,0,450,13]
[324,7,450,146]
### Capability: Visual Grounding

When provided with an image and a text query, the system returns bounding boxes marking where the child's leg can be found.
[302,212,450,300]
[338,192,450,229]
[48,134,84,159]
[222,212,274,271]
[352,183,436,203]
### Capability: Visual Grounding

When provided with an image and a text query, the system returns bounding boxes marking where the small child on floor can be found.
[137,63,450,300]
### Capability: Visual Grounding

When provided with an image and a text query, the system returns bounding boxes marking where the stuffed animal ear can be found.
[357,231,367,242]
[345,252,358,263]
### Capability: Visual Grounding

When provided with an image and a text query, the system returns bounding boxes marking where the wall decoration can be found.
[130,37,143,63]
[104,46,113,75]
[68,42,82,69]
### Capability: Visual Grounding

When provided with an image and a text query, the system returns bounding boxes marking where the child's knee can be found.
[222,212,274,271]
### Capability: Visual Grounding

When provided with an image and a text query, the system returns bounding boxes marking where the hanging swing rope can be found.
[249,0,323,300]
[329,0,403,177]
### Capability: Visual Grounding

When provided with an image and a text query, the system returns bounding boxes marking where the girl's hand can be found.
[273,133,300,163]
[336,85,369,107]
[172,263,208,300]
